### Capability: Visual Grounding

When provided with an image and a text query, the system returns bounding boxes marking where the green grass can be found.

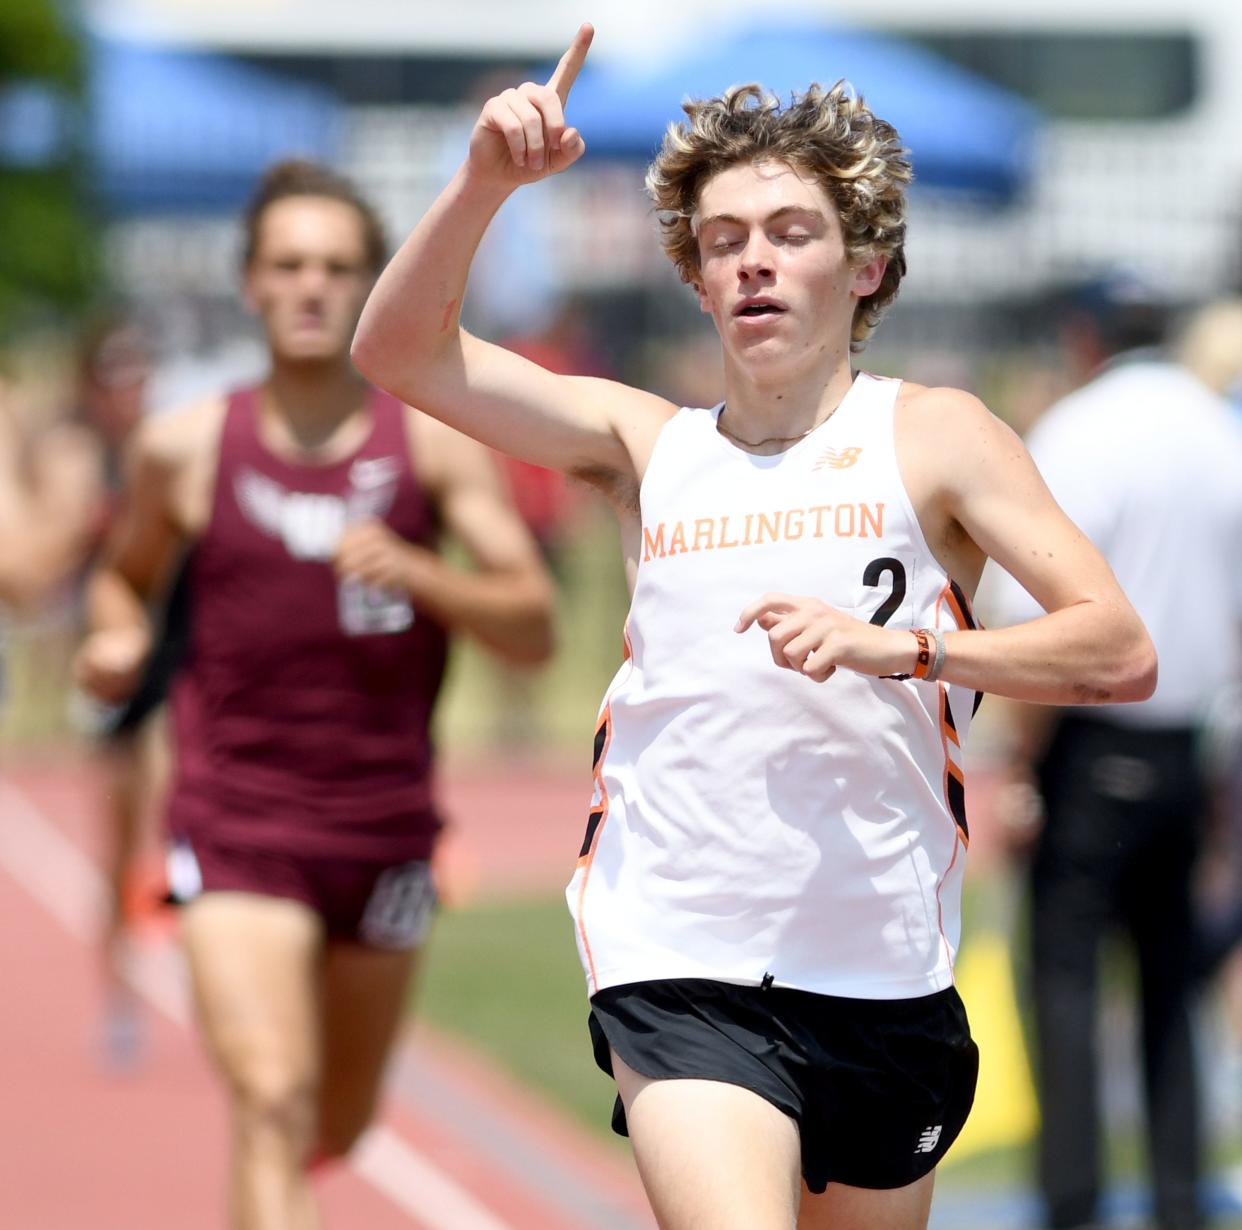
[416,892,619,1141]
[416,890,1242,1212]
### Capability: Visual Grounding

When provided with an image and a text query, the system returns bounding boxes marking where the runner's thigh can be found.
[797,1171,935,1230]
[613,1049,802,1230]
[316,941,420,1152]
[181,892,324,1089]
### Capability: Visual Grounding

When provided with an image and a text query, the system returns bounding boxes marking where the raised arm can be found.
[351,24,671,483]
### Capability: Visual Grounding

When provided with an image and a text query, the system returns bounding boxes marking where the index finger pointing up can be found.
[547,22,594,104]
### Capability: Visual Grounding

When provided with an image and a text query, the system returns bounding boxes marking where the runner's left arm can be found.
[737,389,1156,705]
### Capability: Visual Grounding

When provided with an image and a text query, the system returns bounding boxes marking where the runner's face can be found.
[82,328,150,447]
[693,159,884,374]
[245,196,374,364]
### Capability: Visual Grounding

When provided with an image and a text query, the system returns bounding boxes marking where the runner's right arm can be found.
[75,411,196,703]
[352,24,671,484]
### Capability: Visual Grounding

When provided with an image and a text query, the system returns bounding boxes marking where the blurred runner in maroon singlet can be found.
[74,160,555,1230]
[56,312,183,1070]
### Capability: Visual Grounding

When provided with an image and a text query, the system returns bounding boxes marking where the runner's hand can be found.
[467,23,593,188]
[735,592,917,683]
[334,519,422,593]
[74,626,152,704]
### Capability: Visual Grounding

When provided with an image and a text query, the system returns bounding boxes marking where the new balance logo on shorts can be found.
[915,1125,943,1154]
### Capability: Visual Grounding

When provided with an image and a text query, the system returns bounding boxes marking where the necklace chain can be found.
[716,402,839,450]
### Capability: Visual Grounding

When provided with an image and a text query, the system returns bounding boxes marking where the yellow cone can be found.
[948,930,1039,1162]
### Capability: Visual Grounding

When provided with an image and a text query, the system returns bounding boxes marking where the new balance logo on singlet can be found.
[915,1125,942,1154]
[812,445,862,470]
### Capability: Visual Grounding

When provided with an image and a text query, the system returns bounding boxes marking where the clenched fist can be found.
[74,625,152,704]
[334,518,422,594]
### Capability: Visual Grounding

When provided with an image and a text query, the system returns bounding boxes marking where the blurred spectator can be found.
[1178,296,1242,411]
[0,370,100,615]
[1178,297,1242,1058]
[73,311,152,476]
[994,274,1242,1230]
[62,309,185,1069]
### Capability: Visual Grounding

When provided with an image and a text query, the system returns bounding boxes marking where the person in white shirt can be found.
[351,26,1157,1230]
[993,276,1242,1230]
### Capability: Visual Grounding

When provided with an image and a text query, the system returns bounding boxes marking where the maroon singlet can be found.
[166,387,449,861]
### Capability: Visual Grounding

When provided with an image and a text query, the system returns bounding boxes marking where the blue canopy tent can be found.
[85,38,342,214]
[566,19,1041,203]
[0,83,72,169]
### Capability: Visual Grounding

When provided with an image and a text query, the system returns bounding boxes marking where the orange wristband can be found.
[911,629,933,679]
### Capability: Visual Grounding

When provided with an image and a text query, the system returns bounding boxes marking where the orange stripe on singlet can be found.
[574,705,615,992]
[575,622,632,992]
[934,586,971,848]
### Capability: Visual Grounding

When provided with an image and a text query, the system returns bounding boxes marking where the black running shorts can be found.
[588,976,978,1193]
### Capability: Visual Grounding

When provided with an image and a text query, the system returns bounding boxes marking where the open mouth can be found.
[734,301,787,318]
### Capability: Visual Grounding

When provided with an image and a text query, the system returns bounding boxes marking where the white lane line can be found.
[353,1128,514,1230]
[0,779,103,943]
[0,777,517,1230]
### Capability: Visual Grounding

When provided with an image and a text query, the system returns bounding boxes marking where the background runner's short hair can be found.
[242,158,388,274]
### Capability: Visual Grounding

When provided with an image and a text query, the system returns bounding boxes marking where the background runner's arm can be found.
[333,419,555,665]
[351,25,668,481]
[76,419,187,702]
[0,401,101,609]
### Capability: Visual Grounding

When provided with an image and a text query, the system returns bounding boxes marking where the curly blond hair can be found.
[645,82,911,350]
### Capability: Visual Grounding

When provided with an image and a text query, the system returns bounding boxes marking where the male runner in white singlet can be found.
[352,26,1156,1230]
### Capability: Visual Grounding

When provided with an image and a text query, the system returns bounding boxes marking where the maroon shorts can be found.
[166,833,436,950]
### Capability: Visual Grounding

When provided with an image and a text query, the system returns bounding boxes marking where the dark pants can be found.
[1031,715,1205,1230]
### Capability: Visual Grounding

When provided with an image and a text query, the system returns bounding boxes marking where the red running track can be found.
[0,749,655,1230]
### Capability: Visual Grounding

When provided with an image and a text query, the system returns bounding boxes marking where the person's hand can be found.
[735,592,917,683]
[993,760,1045,859]
[467,23,593,189]
[74,626,152,704]
[334,519,423,594]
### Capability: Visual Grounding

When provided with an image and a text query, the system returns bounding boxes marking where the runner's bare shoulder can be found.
[127,394,230,536]
[134,393,229,471]
[894,381,1020,483]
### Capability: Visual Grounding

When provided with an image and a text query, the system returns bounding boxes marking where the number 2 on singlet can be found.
[863,557,907,626]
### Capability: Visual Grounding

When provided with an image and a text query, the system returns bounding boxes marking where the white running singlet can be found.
[566,373,978,1000]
